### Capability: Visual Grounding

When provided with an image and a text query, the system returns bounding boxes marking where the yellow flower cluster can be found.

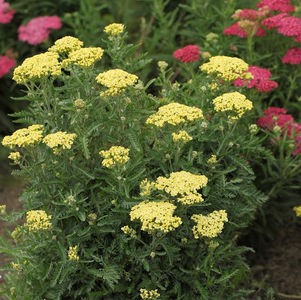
[2,125,44,148]
[25,210,52,232]
[43,131,77,154]
[0,205,6,214]
[146,102,203,127]
[99,146,130,168]
[140,288,160,300]
[13,52,61,84]
[121,225,137,238]
[207,154,217,164]
[8,151,21,163]
[172,130,192,143]
[293,206,301,217]
[130,201,182,233]
[96,69,138,96]
[139,179,156,197]
[62,47,104,68]
[212,92,253,120]
[200,55,251,81]
[104,23,125,35]
[48,36,83,54]
[68,245,79,261]
[191,210,228,238]
[155,171,208,205]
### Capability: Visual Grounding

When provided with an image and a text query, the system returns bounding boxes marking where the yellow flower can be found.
[212,92,253,119]
[2,125,44,148]
[207,154,217,164]
[8,151,21,163]
[68,245,79,261]
[99,146,130,168]
[62,47,104,68]
[43,131,77,154]
[146,102,203,127]
[139,179,156,197]
[96,69,138,96]
[25,210,52,232]
[140,288,160,300]
[13,52,61,84]
[130,201,182,233]
[200,56,250,81]
[104,23,125,35]
[48,36,83,54]
[191,210,228,238]
[293,206,301,217]
[121,225,137,238]
[0,204,6,214]
[172,130,192,143]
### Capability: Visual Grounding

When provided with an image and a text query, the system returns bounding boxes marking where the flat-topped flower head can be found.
[48,36,83,54]
[62,47,104,68]
[0,55,15,78]
[13,52,61,84]
[140,288,160,300]
[146,102,203,127]
[2,125,44,148]
[25,210,52,232]
[96,69,138,96]
[0,0,15,24]
[172,130,192,143]
[104,23,125,35]
[43,131,77,154]
[99,145,130,168]
[8,151,21,163]
[293,206,301,217]
[282,48,301,65]
[212,92,253,120]
[191,210,228,238]
[200,56,250,81]
[68,245,79,261]
[257,0,295,13]
[130,201,182,233]
[173,45,200,63]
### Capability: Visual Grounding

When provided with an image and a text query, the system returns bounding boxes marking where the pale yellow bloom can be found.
[99,146,130,168]
[172,130,192,143]
[293,206,301,217]
[68,245,79,261]
[48,36,83,54]
[104,23,125,35]
[43,131,77,154]
[140,288,160,300]
[25,210,52,232]
[8,152,21,163]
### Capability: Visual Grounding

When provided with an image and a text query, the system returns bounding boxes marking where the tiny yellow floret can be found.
[68,245,79,261]
[8,152,21,163]
[293,206,301,217]
[207,154,217,164]
[172,130,192,143]
[121,225,137,238]
[25,210,52,232]
[104,23,125,35]
[99,146,130,168]
[140,288,160,300]
[43,131,76,154]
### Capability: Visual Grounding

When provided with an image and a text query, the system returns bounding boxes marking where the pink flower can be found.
[261,13,289,29]
[18,16,62,45]
[276,16,301,38]
[0,55,15,77]
[233,9,260,21]
[282,48,301,64]
[224,22,265,38]
[234,66,278,92]
[173,45,200,63]
[0,0,15,24]
[257,0,295,13]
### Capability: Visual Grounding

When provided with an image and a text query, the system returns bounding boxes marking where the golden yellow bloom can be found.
[11,226,22,242]
[191,210,228,238]
[140,288,160,300]
[48,36,83,54]
[207,154,217,164]
[96,69,138,96]
[0,204,6,214]
[130,201,182,233]
[11,262,22,271]
[293,206,301,217]
[146,102,203,127]
[104,23,125,35]
[172,130,192,143]
[43,131,77,154]
[139,179,156,197]
[8,152,21,163]
[212,92,253,119]
[200,56,250,81]
[25,210,52,232]
[62,47,104,68]
[2,125,44,149]
[121,225,137,238]
[68,245,79,261]
[74,99,85,109]
[99,146,130,168]
[13,52,61,84]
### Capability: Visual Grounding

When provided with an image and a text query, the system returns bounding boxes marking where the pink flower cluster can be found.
[0,55,15,78]
[224,22,265,38]
[0,0,14,24]
[18,16,62,45]
[234,66,278,92]
[257,107,301,155]
[282,48,301,64]
[173,45,201,63]
[257,0,295,13]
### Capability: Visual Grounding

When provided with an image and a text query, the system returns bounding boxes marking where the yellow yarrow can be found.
[212,92,253,119]
[139,179,156,197]
[96,69,138,96]
[130,201,182,233]
[99,146,130,168]
[8,152,21,163]
[293,206,301,217]
[2,125,44,149]
[0,205,6,214]
[172,130,192,143]
[146,102,203,127]
[121,225,137,238]
[48,36,83,54]
[68,245,79,261]
[200,55,251,81]
[13,52,61,84]
[25,210,52,232]
[140,288,160,300]
[191,210,228,238]
[104,23,125,35]
[62,47,104,68]
[207,154,217,164]
[43,131,77,154]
